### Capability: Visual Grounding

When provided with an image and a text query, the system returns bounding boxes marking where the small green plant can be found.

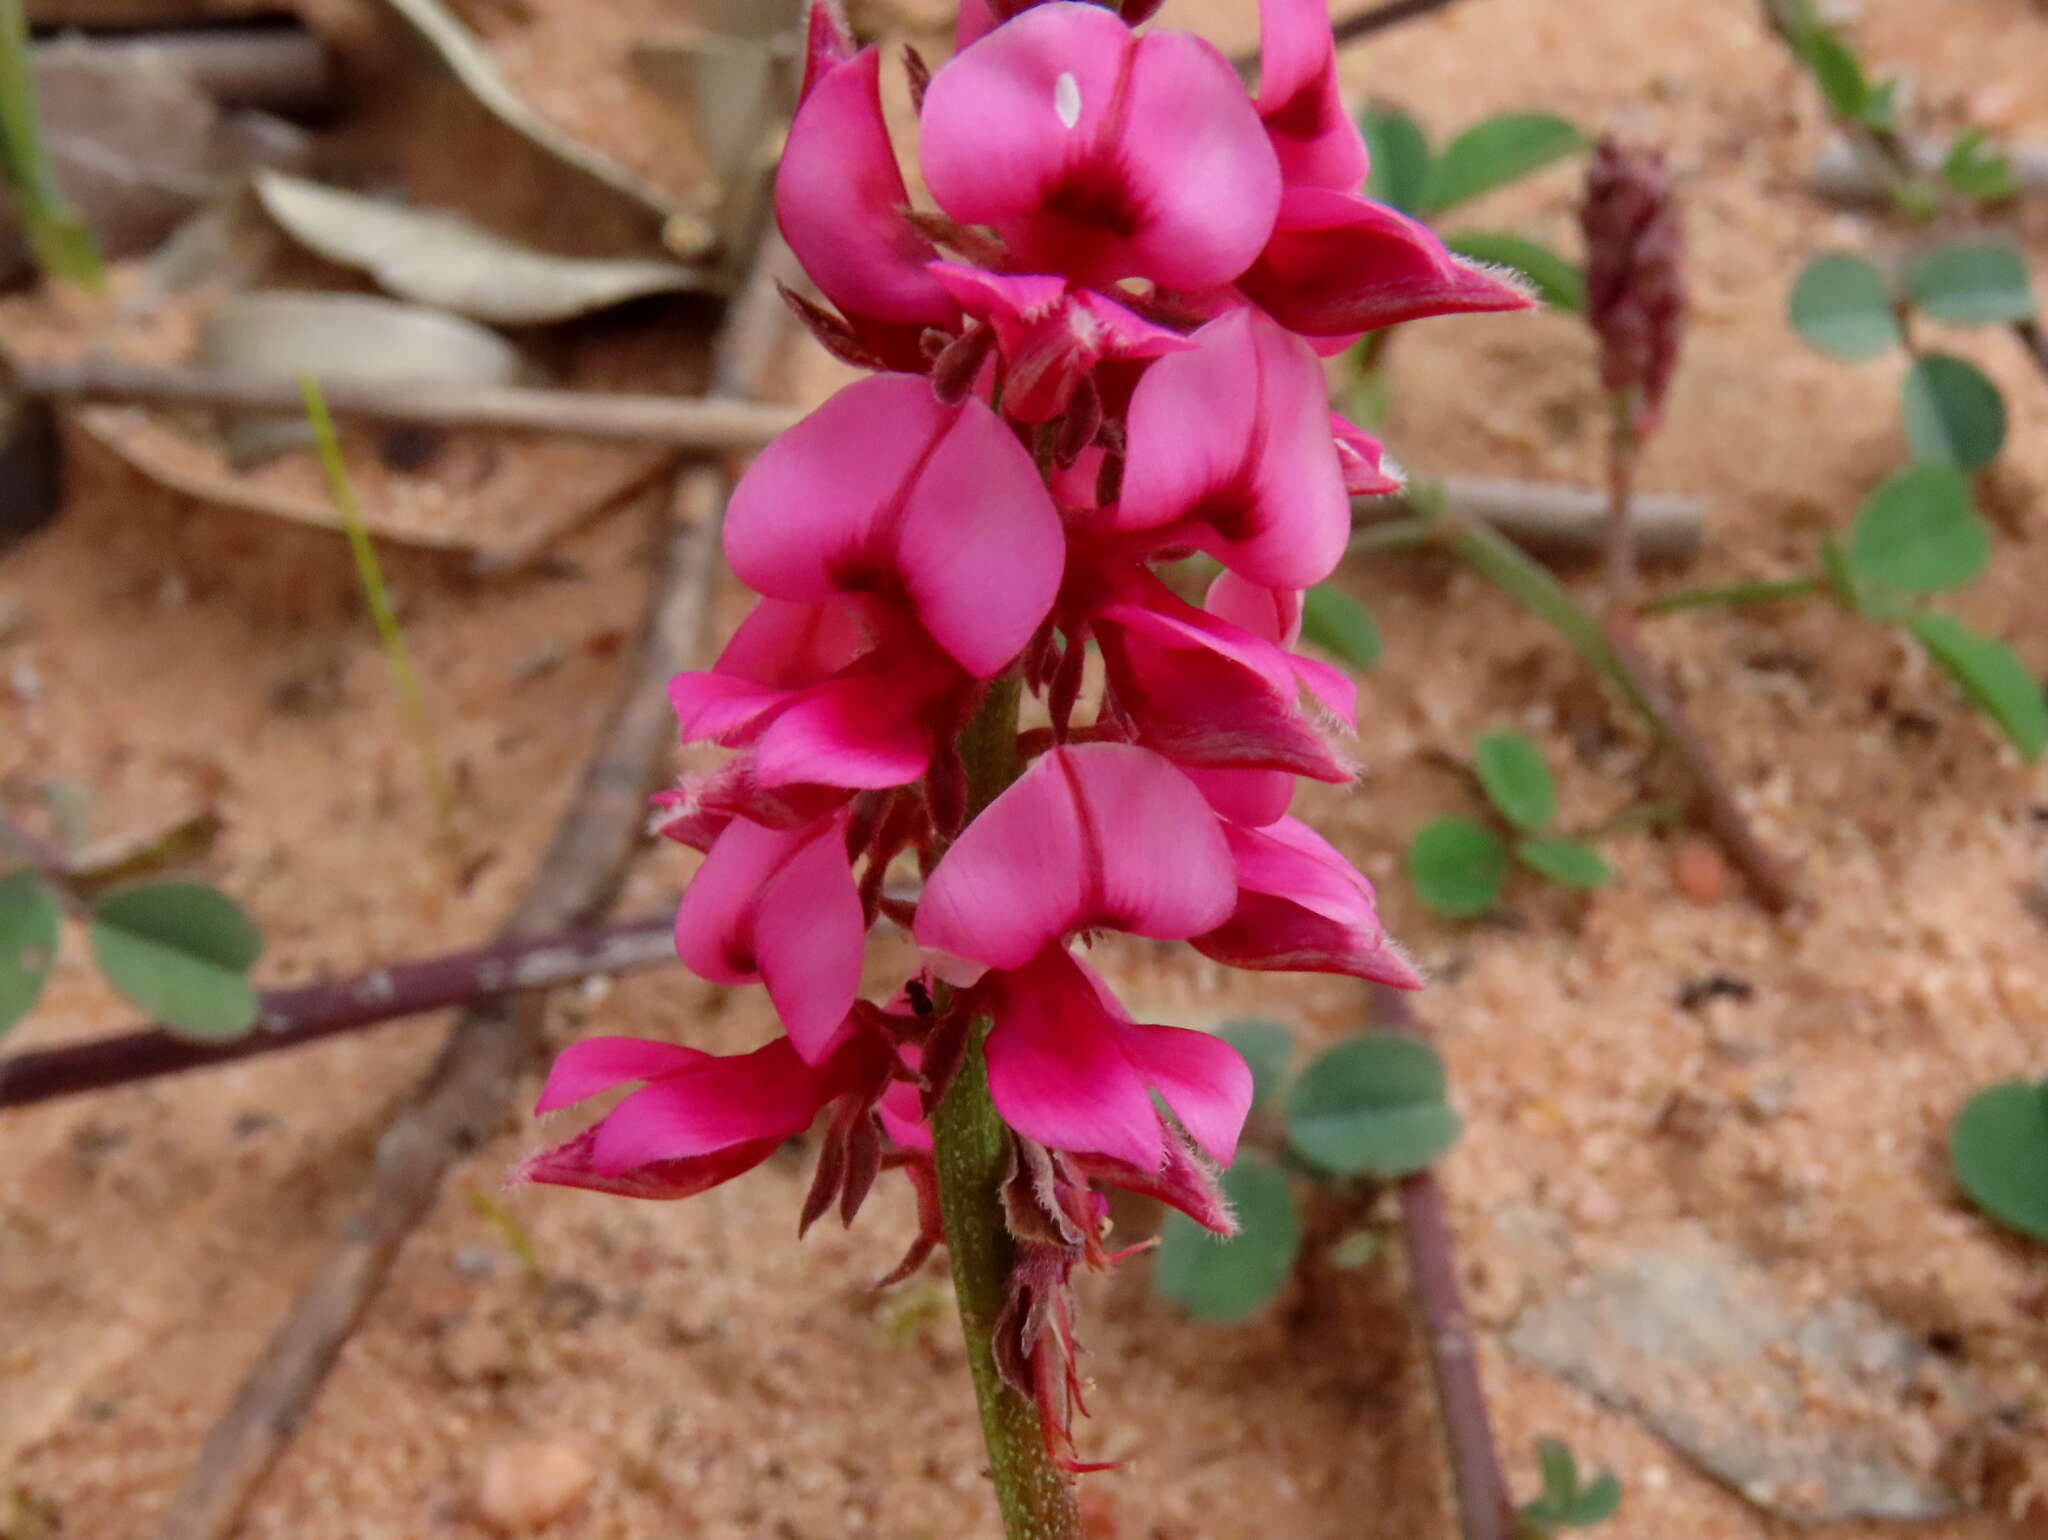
[0,860,264,1042]
[1407,729,1616,918]
[1949,1076,2048,1241]
[1518,1437,1623,1534]
[1152,1022,1460,1323]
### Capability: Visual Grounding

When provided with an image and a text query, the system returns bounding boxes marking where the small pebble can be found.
[1672,836,1731,904]
[476,1439,592,1533]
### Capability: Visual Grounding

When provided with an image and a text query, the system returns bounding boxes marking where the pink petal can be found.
[1116,307,1351,589]
[1070,1138,1233,1233]
[877,1079,932,1152]
[724,375,1063,679]
[1205,569,1304,648]
[1291,652,1358,728]
[777,46,957,337]
[1194,817,1423,986]
[800,0,858,104]
[1331,410,1404,495]
[915,743,1236,974]
[754,823,867,1060]
[673,817,807,987]
[1255,0,1369,192]
[712,596,875,689]
[1113,1020,1252,1164]
[1241,188,1535,339]
[921,3,1280,290]
[534,1036,711,1114]
[1185,764,1295,827]
[652,762,850,851]
[668,669,797,747]
[982,948,1163,1169]
[515,1125,785,1201]
[955,0,1001,49]
[592,1038,832,1172]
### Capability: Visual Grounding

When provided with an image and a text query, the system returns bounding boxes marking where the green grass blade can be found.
[0,0,103,286]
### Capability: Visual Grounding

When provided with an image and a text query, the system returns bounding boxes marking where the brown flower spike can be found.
[1580,136,1686,434]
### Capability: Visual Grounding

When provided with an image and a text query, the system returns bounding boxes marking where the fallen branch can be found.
[33,25,331,114]
[1374,983,1514,1540]
[143,228,801,1540]
[10,356,801,452]
[1359,475,1705,564]
[0,914,675,1111]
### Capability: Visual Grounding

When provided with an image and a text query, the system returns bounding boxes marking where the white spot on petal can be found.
[1054,71,1082,129]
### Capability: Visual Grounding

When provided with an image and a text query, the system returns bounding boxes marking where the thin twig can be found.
[1603,397,1640,613]
[8,357,801,451]
[33,25,331,113]
[0,914,676,1112]
[0,808,87,917]
[1372,984,1514,1540]
[1356,476,1705,565]
[144,229,801,1540]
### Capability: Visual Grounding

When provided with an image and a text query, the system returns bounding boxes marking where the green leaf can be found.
[0,870,61,1037]
[1536,1438,1580,1507]
[1408,816,1507,917]
[1904,240,2037,326]
[1948,1078,2048,1240]
[1847,464,1988,593]
[1285,1033,1463,1177]
[1443,231,1586,313]
[1901,353,2006,470]
[1217,1018,1294,1109]
[1797,29,1870,120]
[1424,113,1584,214]
[1858,74,1901,133]
[1360,106,1431,215]
[1941,130,2019,203]
[88,880,264,1039]
[1788,254,1901,359]
[1301,584,1382,670]
[1905,612,2047,762]
[1472,730,1555,831]
[1515,836,1614,889]
[1565,1472,1623,1527]
[1152,1152,1301,1322]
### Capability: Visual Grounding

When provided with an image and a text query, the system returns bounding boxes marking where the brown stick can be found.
[1359,476,1706,565]
[1602,620,1797,914]
[0,914,676,1111]
[1373,984,1515,1540]
[11,357,801,452]
[33,26,331,113]
[142,224,801,1540]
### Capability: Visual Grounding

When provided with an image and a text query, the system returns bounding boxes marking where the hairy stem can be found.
[929,676,1082,1540]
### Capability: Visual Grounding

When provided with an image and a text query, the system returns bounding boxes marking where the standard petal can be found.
[534,1036,711,1114]
[1255,0,1369,191]
[921,3,1278,289]
[725,376,1062,678]
[777,47,957,355]
[1114,1020,1253,1165]
[1116,307,1351,588]
[1241,188,1535,339]
[983,949,1163,1169]
[916,744,1236,971]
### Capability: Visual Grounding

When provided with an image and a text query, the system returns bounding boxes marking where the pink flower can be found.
[724,374,1064,679]
[1115,307,1352,589]
[1254,0,1370,193]
[1240,188,1535,340]
[926,263,1193,423]
[1330,411,1404,496]
[673,812,864,1061]
[518,1032,883,1200]
[920,3,1280,290]
[778,44,959,371]
[914,742,1236,979]
[1195,816,1423,986]
[668,596,975,791]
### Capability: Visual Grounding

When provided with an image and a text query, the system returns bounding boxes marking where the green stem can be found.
[1348,514,1438,553]
[301,376,457,838]
[0,0,102,286]
[1642,574,1823,615]
[930,675,1081,1540]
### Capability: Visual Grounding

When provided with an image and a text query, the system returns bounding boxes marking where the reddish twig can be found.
[0,914,677,1112]
[1373,984,1515,1540]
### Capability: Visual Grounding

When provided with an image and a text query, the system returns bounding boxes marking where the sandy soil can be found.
[3,0,2047,1537]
